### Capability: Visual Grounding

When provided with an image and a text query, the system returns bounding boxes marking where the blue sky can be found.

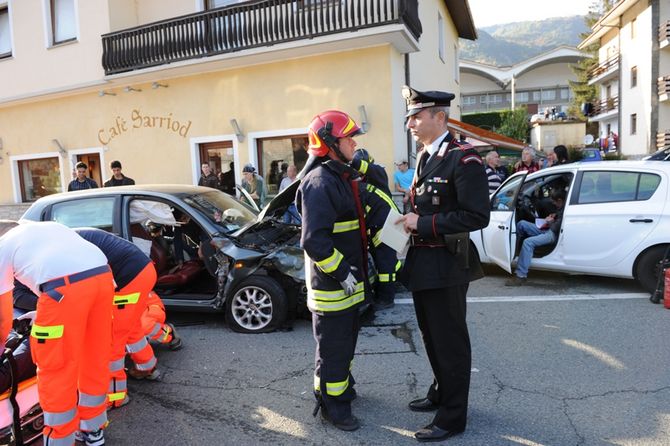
[467,0,593,27]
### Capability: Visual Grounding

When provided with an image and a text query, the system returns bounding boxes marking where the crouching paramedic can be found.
[297,110,379,432]
[74,228,160,408]
[0,220,113,446]
[349,148,401,311]
[142,291,182,351]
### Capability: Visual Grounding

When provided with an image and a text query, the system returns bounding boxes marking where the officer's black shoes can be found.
[372,300,395,311]
[504,276,527,286]
[408,397,439,412]
[321,412,360,431]
[414,424,464,442]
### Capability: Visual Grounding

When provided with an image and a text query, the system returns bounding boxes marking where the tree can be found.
[568,0,616,120]
[495,106,529,142]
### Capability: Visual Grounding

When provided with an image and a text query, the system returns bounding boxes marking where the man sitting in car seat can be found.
[505,189,566,286]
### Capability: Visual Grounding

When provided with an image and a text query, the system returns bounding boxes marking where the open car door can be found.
[235,184,260,212]
[481,172,527,273]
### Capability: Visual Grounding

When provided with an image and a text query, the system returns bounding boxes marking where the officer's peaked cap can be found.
[402,85,455,117]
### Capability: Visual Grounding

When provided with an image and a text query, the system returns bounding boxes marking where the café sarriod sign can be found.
[98,109,192,145]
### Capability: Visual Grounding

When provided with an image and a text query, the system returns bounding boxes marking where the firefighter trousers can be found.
[312,310,359,422]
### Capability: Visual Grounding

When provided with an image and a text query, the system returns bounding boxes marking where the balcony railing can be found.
[102,0,421,75]
[587,96,618,116]
[587,54,619,81]
[658,76,670,99]
[657,131,670,149]
[659,20,670,46]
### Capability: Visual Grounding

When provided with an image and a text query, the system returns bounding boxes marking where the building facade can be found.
[580,0,670,157]
[459,46,586,116]
[0,0,475,204]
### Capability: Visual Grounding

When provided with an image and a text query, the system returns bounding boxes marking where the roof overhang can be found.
[445,0,477,40]
[448,118,527,151]
[579,0,636,49]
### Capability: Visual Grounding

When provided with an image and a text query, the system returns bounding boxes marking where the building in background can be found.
[0,0,476,204]
[580,0,670,157]
[460,46,586,116]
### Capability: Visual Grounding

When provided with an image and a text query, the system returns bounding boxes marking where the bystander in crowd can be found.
[514,147,541,174]
[393,159,415,213]
[198,163,219,189]
[68,161,99,191]
[104,160,135,187]
[241,163,266,208]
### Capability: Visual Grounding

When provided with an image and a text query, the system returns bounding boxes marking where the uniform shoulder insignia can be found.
[460,153,483,165]
[452,140,475,151]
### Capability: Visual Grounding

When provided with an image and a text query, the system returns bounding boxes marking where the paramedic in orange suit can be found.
[0,220,114,446]
[142,291,182,351]
[74,228,160,407]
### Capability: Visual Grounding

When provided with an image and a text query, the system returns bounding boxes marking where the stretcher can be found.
[0,314,42,446]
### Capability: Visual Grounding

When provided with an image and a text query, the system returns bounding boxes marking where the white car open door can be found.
[481,173,527,273]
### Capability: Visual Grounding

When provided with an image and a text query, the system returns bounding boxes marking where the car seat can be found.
[156,259,204,287]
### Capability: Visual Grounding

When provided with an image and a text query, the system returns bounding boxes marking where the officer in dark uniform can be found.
[297,110,391,432]
[397,86,490,442]
[350,149,401,311]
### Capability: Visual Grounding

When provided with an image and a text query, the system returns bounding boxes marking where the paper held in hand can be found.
[379,207,410,254]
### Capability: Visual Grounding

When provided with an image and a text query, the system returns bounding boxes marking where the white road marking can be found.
[395,293,650,304]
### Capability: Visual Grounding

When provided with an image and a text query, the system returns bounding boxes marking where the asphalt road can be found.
[103,267,670,446]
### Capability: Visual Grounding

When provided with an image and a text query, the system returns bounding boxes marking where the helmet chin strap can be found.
[329,144,349,163]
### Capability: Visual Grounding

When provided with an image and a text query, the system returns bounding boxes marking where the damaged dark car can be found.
[21,183,306,333]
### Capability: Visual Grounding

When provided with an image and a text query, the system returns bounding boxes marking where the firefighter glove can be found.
[340,272,358,295]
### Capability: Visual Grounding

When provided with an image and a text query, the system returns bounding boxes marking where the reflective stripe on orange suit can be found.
[30,270,114,439]
[109,263,157,405]
[141,291,174,344]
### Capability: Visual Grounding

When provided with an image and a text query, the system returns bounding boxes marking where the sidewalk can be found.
[0,204,30,220]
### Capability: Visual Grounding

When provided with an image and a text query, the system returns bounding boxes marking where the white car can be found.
[470,161,670,292]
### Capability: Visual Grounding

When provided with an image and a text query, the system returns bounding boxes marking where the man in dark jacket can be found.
[397,86,491,442]
[68,161,99,191]
[198,163,219,189]
[104,160,135,187]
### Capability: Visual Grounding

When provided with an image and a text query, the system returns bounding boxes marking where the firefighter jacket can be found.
[349,156,392,196]
[297,159,390,315]
[399,133,490,292]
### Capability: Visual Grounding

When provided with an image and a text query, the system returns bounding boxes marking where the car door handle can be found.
[629,218,653,223]
[498,224,506,229]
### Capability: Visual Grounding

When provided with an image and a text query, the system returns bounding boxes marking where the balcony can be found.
[659,76,670,102]
[657,131,670,149]
[586,96,618,121]
[660,20,670,50]
[587,55,619,85]
[102,0,421,75]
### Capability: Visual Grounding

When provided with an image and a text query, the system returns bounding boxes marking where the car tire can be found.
[225,275,288,333]
[635,245,670,294]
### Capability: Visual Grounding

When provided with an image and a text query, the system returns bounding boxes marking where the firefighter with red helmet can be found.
[296,110,376,431]
[349,149,401,311]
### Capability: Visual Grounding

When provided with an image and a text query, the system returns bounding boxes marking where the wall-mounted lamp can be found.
[152,82,168,89]
[230,119,244,142]
[124,86,142,93]
[52,139,67,156]
[98,90,116,97]
[358,105,369,133]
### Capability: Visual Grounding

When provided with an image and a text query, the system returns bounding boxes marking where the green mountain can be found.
[460,16,589,66]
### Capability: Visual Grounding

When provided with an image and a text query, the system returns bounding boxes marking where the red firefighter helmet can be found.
[307,110,363,157]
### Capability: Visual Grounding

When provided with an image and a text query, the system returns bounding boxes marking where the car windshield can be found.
[183,190,258,232]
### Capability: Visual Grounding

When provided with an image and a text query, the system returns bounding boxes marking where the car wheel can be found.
[635,245,670,294]
[225,275,288,333]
